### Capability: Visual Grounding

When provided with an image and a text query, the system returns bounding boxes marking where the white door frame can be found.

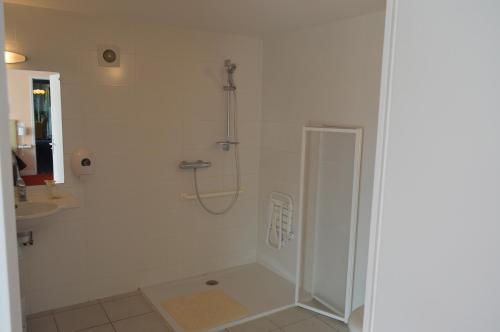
[362,0,398,331]
[0,2,24,331]
[49,73,64,183]
[294,126,363,323]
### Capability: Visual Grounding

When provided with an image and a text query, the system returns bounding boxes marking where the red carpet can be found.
[22,173,53,186]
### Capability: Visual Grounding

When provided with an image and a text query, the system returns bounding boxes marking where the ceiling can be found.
[4,0,386,36]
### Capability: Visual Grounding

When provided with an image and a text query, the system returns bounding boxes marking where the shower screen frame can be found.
[294,125,363,323]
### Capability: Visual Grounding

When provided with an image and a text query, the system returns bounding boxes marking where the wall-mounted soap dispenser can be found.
[71,148,94,176]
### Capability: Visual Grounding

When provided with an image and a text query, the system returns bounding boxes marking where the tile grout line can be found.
[50,301,110,332]
[26,309,55,321]
[74,322,113,332]
[96,301,117,332]
[48,290,140,317]
[43,292,153,332]
[98,292,155,325]
[52,301,98,315]
[271,315,317,329]
[315,316,344,332]
[99,290,142,304]
[263,315,281,331]
[52,313,62,332]
[30,293,324,332]
[279,315,343,332]
[109,310,155,324]
[136,291,175,330]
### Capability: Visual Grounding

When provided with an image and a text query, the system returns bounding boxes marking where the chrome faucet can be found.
[16,178,27,202]
[12,153,27,202]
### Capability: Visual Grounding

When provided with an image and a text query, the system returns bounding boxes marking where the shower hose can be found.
[192,90,241,215]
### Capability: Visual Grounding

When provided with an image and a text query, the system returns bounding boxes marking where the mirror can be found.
[7,69,64,186]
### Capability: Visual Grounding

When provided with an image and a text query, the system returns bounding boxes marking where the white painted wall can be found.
[368,1,500,331]
[5,3,263,314]
[0,2,23,330]
[257,12,385,309]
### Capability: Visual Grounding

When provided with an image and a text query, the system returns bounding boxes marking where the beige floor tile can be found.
[101,294,153,321]
[267,307,315,327]
[100,290,141,303]
[282,317,335,332]
[80,324,115,332]
[27,315,58,332]
[27,310,54,320]
[317,315,349,332]
[113,312,173,332]
[54,304,109,332]
[53,300,99,313]
[227,317,279,332]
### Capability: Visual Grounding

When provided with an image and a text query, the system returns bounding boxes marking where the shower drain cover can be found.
[205,280,219,286]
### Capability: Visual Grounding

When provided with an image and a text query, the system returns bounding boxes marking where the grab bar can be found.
[181,188,245,200]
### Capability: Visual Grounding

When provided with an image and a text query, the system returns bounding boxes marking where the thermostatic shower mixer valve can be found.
[179,160,212,170]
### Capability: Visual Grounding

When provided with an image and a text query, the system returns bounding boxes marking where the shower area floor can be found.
[141,263,296,332]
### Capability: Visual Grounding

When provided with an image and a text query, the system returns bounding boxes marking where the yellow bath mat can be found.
[161,289,248,332]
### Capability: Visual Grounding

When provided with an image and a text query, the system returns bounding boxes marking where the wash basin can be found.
[14,192,79,232]
[16,201,60,220]
[16,201,61,232]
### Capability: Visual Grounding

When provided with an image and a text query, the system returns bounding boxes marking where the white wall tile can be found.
[5,3,263,314]
[257,12,385,309]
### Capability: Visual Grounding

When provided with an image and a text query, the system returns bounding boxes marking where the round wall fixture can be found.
[97,45,120,67]
[71,148,94,176]
[102,49,117,63]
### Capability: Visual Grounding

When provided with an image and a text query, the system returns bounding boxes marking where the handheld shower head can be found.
[224,59,237,90]
[225,59,237,74]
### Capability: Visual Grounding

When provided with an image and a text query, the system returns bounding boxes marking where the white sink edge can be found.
[15,193,80,223]
[16,204,62,221]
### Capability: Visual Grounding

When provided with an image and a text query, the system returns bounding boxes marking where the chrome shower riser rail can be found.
[177,59,241,215]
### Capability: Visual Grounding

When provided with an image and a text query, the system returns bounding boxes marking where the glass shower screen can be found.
[295,126,362,323]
